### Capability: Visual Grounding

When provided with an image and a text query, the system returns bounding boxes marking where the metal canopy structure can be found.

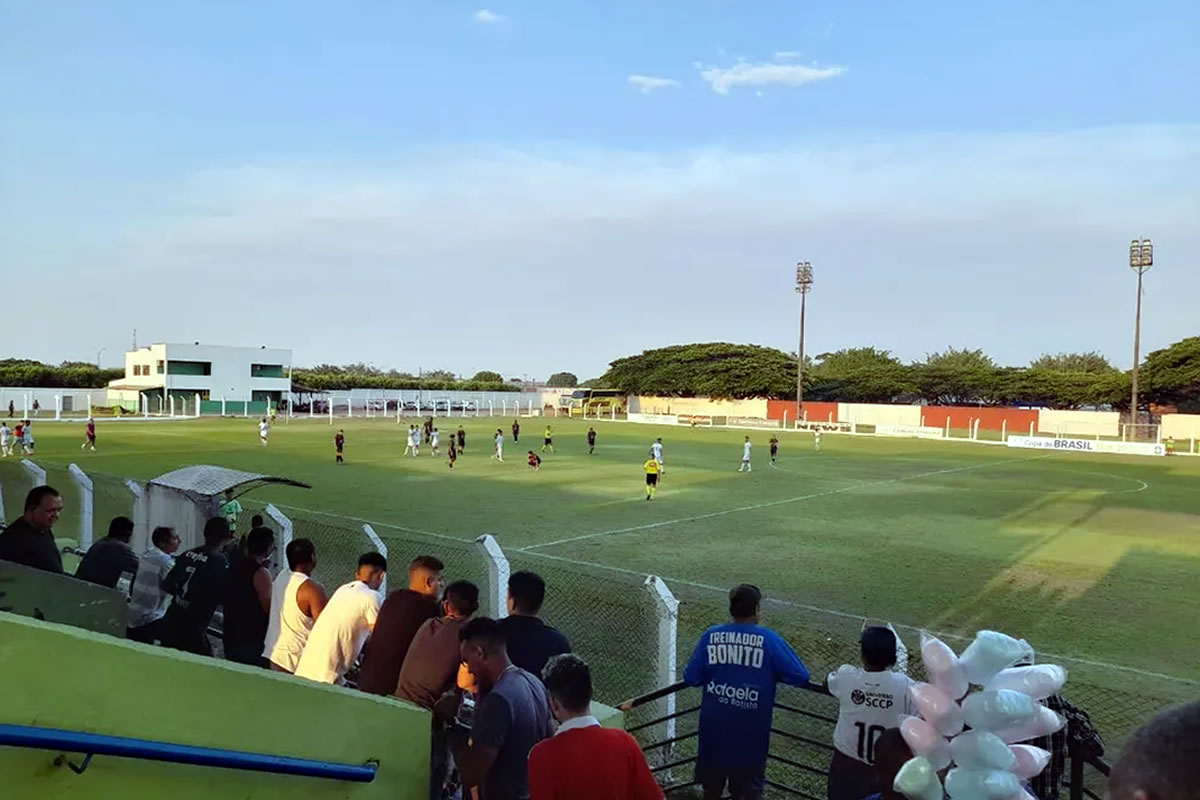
[148,466,310,501]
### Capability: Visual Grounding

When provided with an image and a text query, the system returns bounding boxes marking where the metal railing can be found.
[0,723,378,782]
[626,681,1112,800]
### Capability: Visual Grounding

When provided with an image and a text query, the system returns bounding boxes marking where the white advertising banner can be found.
[796,421,852,433]
[875,424,946,440]
[1007,436,1165,457]
[627,413,680,425]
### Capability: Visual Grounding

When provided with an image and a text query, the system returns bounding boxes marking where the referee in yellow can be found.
[643,455,660,500]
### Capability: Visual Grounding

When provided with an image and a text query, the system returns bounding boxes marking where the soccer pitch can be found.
[7,417,1198,705]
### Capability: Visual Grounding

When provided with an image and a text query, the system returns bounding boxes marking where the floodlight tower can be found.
[1128,239,1152,430]
[794,262,814,423]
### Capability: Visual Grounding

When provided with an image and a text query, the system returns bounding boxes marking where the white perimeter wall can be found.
[1161,413,1200,440]
[631,395,768,417]
[1038,409,1120,437]
[839,403,923,426]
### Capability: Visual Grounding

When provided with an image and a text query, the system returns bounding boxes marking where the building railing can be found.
[625,681,1112,800]
[0,723,378,782]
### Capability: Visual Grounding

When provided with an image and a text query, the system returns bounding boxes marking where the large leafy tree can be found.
[1142,336,1200,411]
[1030,352,1116,373]
[808,347,914,403]
[915,348,1002,405]
[599,343,798,398]
[546,372,579,388]
[471,370,503,383]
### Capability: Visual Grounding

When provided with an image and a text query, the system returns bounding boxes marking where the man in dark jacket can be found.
[75,516,139,590]
[0,486,64,573]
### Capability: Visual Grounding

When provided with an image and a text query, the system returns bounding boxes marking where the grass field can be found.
[3,415,1198,735]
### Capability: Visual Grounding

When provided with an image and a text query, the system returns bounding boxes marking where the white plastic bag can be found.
[949,730,1015,771]
[910,682,966,737]
[900,715,952,771]
[944,767,1021,799]
[1009,744,1052,779]
[959,630,1033,685]
[962,689,1038,731]
[921,631,969,700]
[985,665,1067,700]
[894,756,944,800]
[994,705,1065,743]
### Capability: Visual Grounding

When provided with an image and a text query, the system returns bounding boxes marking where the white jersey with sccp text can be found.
[827,665,914,764]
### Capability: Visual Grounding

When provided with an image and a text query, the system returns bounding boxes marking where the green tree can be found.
[1142,336,1200,412]
[546,372,579,388]
[1029,352,1116,373]
[598,343,798,398]
[421,369,456,382]
[808,347,914,403]
[471,370,504,383]
[916,348,1001,405]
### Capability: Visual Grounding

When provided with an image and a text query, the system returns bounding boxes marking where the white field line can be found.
[519,454,1049,552]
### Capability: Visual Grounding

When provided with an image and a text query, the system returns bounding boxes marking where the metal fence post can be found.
[68,464,95,550]
[21,458,46,491]
[475,534,511,619]
[362,524,388,595]
[265,503,293,577]
[644,575,679,747]
[125,479,147,550]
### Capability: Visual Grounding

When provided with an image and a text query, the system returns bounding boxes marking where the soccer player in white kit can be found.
[403,426,416,457]
[492,429,504,461]
[430,427,440,456]
[411,425,420,457]
[651,437,664,480]
[825,626,913,798]
[259,418,270,446]
[0,422,11,457]
[814,429,822,452]
[737,436,752,472]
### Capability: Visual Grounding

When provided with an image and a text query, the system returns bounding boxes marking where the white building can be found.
[107,343,292,415]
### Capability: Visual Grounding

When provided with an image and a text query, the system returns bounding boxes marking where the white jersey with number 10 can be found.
[827,665,914,764]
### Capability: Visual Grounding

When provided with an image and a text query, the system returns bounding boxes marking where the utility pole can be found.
[1128,239,1153,434]
[794,262,814,423]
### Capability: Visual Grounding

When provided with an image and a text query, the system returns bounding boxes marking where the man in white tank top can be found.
[825,626,914,800]
[262,538,329,673]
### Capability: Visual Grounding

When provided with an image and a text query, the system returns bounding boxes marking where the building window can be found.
[250,363,285,378]
[157,360,165,375]
[168,360,212,376]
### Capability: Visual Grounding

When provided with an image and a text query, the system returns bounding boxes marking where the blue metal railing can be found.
[0,723,378,782]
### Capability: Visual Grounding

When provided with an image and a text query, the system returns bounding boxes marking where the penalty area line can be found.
[518,454,1048,552]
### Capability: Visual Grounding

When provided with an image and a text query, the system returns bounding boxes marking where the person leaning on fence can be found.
[262,538,328,673]
[825,626,914,800]
[127,526,181,644]
[528,653,663,800]
[1109,700,1200,800]
[293,552,386,685]
[356,555,445,695]
[75,516,139,591]
[682,583,811,800]
[159,517,234,656]
[437,616,554,800]
[222,526,276,667]
[499,570,571,678]
[0,485,64,574]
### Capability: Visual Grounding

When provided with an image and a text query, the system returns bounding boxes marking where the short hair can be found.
[444,580,480,616]
[286,538,316,570]
[729,584,761,619]
[861,626,899,669]
[246,526,275,556]
[459,616,506,652]
[107,516,135,541]
[508,571,547,614]
[1110,700,1200,800]
[203,516,232,545]
[358,551,387,571]
[542,653,592,713]
[24,485,60,512]
[251,514,264,528]
[150,526,175,548]
[409,555,445,574]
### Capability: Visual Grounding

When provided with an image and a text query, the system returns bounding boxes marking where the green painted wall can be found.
[0,614,430,799]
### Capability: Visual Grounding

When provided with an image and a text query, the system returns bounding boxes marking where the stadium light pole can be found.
[1128,238,1152,431]
[794,262,814,423]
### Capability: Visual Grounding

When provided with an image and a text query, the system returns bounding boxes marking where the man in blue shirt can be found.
[683,584,810,800]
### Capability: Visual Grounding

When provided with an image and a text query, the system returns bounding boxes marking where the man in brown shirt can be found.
[355,555,444,695]
[395,580,480,708]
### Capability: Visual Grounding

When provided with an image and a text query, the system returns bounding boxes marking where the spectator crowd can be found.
[3,483,1190,800]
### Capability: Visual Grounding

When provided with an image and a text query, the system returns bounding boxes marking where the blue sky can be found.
[2,1,1197,378]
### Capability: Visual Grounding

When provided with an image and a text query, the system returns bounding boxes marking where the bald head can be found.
[1110,701,1200,800]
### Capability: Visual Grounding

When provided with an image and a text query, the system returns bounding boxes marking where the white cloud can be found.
[628,74,680,94]
[697,56,846,94]
[473,9,502,24]
[15,125,1195,375]
[773,51,803,61]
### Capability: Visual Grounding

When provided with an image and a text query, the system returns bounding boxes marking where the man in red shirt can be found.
[528,653,663,800]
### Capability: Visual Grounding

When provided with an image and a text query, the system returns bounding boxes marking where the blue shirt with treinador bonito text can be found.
[683,622,810,768]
